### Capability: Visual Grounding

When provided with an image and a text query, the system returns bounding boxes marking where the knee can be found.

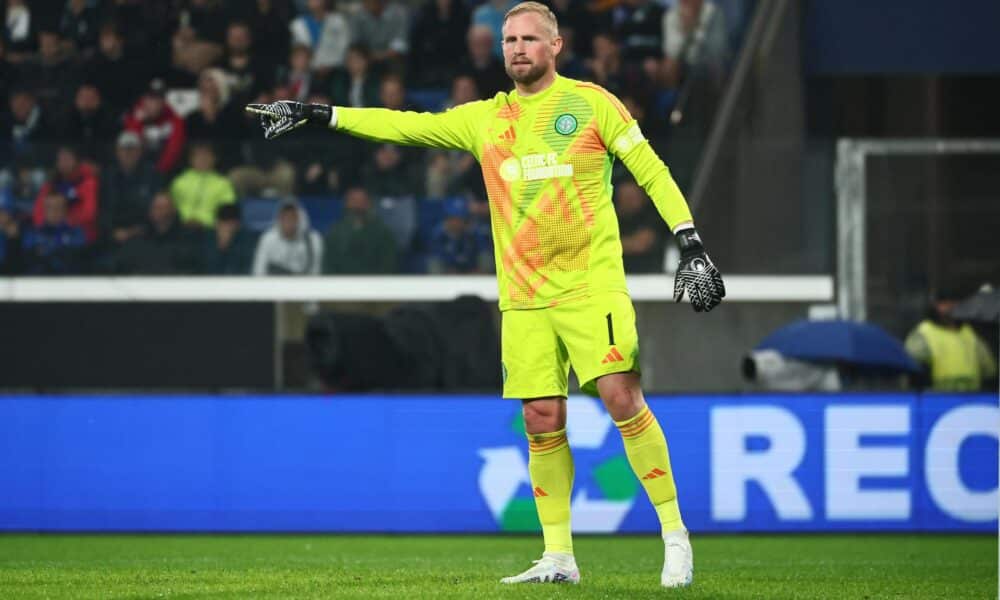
[522,399,565,434]
[602,386,643,423]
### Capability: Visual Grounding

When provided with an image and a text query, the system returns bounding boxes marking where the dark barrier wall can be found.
[0,303,274,389]
[1,393,995,533]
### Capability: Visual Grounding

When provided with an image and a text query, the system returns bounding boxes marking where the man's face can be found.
[149,193,176,229]
[227,24,252,53]
[56,150,78,179]
[290,46,311,72]
[116,144,142,170]
[10,93,34,122]
[380,79,405,110]
[75,86,101,113]
[279,208,299,239]
[451,76,479,105]
[374,145,401,171]
[307,0,326,14]
[43,194,68,226]
[467,27,494,63]
[99,29,122,56]
[142,95,165,119]
[345,49,368,76]
[345,189,370,216]
[191,148,215,171]
[615,182,644,215]
[38,32,61,62]
[502,13,562,86]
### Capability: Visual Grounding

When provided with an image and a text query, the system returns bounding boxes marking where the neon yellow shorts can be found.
[501,291,640,399]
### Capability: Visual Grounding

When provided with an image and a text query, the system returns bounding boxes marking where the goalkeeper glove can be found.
[245,101,333,140]
[673,227,725,312]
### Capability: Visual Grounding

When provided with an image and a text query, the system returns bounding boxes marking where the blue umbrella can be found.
[755,319,921,373]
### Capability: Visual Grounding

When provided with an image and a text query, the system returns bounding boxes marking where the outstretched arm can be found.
[246,101,484,153]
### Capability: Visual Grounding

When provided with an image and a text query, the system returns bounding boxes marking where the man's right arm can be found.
[246,99,485,154]
[332,104,481,153]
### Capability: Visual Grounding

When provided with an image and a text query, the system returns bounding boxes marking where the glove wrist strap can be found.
[307,104,332,127]
[675,228,704,257]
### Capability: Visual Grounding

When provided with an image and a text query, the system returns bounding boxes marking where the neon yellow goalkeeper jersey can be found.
[336,74,693,311]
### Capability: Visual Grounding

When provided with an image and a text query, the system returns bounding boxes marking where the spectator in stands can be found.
[361,143,420,252]
[124,78,188,175]
[102,0,173,64]
[290,0,350,73]
[0,197,24,274]
[1,88,56,167]
[408,0,470,87]
[4,0,36,60]
[113,190,200,274]
[471,0,514,58]
[614,180,668,273]
[428,197,491,274]
[323,186,397,274]
[222,21,275,107]
[904,288,999,391]
[613,0,665,61]
[554,26,586,79]
[32,146,99,243]
[328,43,380,108]
[378,74,413,111]
[547,0,597,58]
[186,68,245,169]
[171,0,228,76]
[350,0,410,69]
[169,142,236,229]
[59,0,101,56]
[459,25,508,98]
[0,37,14,105]
[585,32,650,100]
[100,131,163,247]
[22,190,87,275]
[19,29,79,112]
[426,75,485,200]
[659,0,730,88]
[84,22,150,116]
[236,0,292,68]
[62,83,119,164]
[278,44,315,102]
[252,199,323,275]
[203,203,256,274]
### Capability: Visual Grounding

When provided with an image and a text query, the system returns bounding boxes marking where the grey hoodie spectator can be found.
[290,0,351,71]
[252,199,323,275]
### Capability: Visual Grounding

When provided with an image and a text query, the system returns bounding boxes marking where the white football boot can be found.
[661,529,694,588]
[500,552,581,584]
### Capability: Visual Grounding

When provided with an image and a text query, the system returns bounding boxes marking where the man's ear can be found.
[552,35,564,56]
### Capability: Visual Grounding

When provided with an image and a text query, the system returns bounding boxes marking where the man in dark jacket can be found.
[113,190,199,274]
[203,203,255,275]
[100,131,163,247]
[323,187,397,274]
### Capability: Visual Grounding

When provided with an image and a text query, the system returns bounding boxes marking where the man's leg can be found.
[597,372,693,587]
[522,397,573,555]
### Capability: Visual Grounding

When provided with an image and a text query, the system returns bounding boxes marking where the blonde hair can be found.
[503,2,559,38]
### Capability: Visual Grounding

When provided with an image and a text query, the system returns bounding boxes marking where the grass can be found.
[0,534,995,599]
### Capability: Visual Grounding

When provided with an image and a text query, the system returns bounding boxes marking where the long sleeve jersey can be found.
[335,74,693,310]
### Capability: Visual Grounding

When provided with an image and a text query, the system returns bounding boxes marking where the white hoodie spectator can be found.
[252,200,323,275]
[290,0,351,70]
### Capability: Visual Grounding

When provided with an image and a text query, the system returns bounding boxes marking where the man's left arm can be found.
[596,92,725,312]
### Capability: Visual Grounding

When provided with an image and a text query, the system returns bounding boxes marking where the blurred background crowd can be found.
[0,0,747,277]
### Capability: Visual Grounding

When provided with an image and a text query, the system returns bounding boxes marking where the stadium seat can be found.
[300,195,343,233]
[241,197,280,232]
[408,88,450,112]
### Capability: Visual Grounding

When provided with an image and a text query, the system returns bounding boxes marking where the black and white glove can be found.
[245,101,332,140]
[673,227,726,312]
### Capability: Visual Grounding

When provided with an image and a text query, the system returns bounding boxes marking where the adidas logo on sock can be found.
[642,468,667,480]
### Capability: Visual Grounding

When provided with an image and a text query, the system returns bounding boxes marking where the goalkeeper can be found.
[248,1,724,588]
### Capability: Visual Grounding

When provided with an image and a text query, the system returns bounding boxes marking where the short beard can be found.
[506,61,548,85]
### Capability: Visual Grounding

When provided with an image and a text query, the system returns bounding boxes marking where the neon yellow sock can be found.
[527,429,574,554]
[615,405,685,535]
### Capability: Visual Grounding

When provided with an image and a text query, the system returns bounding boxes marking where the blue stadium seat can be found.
[241,197,279,232]
[417,197,448,247]
[408,88,450,112]
[300,195,343,233]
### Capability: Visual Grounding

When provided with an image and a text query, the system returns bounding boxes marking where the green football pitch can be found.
[0,534,994,599]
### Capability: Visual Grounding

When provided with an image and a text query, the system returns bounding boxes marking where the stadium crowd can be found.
[0,0,740,276]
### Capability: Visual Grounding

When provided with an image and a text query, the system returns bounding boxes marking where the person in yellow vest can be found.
[168,142,236,228]
[904,289,998,391]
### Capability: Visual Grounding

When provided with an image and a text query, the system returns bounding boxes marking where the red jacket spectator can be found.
[33,147,99,243]
[123,79,187,175]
